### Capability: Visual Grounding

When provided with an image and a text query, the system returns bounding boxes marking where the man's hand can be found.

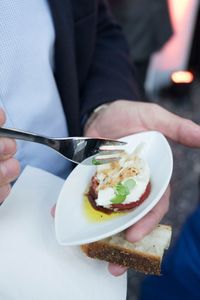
[85,100,200,147]
[0,108,20,203]
[85,100,200,275]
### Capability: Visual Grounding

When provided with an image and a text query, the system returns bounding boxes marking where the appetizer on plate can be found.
[88,145,151,213]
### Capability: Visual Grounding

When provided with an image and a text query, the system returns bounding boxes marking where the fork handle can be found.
[0,127,56,148]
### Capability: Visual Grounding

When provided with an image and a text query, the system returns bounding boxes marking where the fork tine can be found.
[99,139,127,147]
[99,145,126,152]
[83,152,122,165]
[93,151,123,164]
[93,157,121,164]
[97,149,125,155]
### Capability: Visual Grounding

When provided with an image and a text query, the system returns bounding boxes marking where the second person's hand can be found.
[85,99,200,275]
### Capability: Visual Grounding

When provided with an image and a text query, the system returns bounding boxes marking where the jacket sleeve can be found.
[80,0,142,122]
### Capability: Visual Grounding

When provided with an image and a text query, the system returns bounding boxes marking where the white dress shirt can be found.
[0,0,71,178]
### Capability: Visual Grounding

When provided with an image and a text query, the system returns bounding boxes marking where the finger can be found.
[0,138,17,160]
[142,103,200,147]
[51,204,56,218]
[0,158,20,186]
[0,108,6,126]
[108,263,127,276]
[0,184,11,203]
[126,186,170,242]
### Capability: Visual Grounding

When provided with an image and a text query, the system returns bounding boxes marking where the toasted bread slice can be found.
[81,224,172,275]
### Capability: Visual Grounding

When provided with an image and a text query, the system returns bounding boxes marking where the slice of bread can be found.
[81,224,172,275]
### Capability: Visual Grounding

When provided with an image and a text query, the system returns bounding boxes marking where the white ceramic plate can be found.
[55,131,173,246]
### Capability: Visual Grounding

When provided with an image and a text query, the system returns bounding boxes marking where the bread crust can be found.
[81,241,161,275]
[81,225,172,275]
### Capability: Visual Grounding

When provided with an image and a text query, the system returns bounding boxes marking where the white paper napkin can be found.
[0,166,126,300]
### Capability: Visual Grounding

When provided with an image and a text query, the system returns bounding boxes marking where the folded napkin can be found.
[0,166,126,300]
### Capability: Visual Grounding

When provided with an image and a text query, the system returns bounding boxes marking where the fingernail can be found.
[126,230,143,243]
[1,163,13,178]
[0,160,19,180]
[0,139,17,156]
[108,264,127,276]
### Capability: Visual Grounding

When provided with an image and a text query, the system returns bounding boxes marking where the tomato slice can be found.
[87,178,151,214]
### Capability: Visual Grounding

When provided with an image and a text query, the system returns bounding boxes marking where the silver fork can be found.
[0,127,126,165]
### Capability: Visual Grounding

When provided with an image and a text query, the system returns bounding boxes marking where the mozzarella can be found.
[95,150,150,208]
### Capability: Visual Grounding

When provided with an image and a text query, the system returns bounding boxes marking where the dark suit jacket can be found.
[47,0,141,136]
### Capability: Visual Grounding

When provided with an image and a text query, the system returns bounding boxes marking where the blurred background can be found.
[108,1,200,299]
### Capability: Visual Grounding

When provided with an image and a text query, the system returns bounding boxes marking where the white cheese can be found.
[124,161,150,204]
[96,188,115,207]
[95,148,150,208]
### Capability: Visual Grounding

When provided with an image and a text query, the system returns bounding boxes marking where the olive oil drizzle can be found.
[83,196,125,222]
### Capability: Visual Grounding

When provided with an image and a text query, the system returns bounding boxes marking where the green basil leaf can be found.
[92,158,102,165]
[111,194,126,204]
[114,182,129,196]
[123,179,136,191]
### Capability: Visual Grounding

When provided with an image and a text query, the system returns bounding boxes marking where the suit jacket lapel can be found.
[47,0,80,136]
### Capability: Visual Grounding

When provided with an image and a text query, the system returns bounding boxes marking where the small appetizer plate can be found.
[55,131,173,246]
